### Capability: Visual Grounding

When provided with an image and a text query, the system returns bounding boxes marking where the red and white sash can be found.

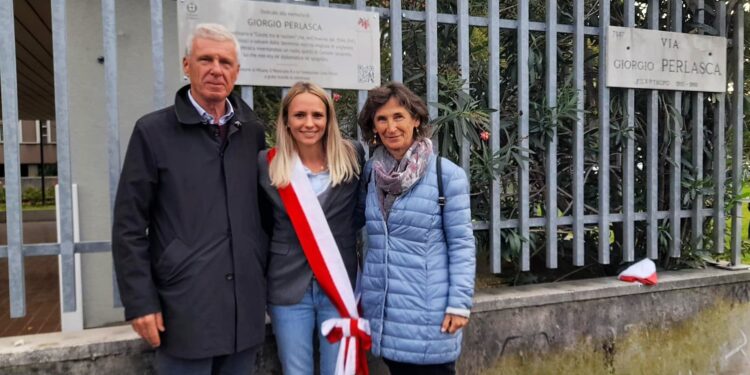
[267,148,370,375]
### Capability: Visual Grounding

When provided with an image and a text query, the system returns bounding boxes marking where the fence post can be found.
[572,0,586,265]
[150,0,166,110]
[690,0,705,251]
[457,0,471,174]
[52,0,78,313]
[0,0,26,318]
[355,0,368,135]
[622,0,636,262]
[729,3,744,265]
[390,0,403,82]
[646,0,660,259]
[426,0,438,152]
[668,0,683,258]
[711,0,727,255]
[598,0,611,264]
[58,185,83,330]
[489,0,502,273]
[545,0,559,269]
[517,0,531,271]
[101,0,122,306]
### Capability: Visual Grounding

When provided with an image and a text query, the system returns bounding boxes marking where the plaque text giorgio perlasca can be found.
[606,26,727,92]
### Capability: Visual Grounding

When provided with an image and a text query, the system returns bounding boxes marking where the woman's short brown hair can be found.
[357,82,432,145]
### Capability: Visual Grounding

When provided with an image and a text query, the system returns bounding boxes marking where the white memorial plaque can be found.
[606,26,727,92]
[178,0,380,90]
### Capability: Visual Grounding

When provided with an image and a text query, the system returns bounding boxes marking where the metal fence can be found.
[0,0,746,319]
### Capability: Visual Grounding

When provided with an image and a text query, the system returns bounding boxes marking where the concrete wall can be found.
[66,0,181,328]
[463,269,750,374]
[2,269,749,374]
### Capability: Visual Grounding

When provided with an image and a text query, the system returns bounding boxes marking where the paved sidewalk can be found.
[0,256,61,337]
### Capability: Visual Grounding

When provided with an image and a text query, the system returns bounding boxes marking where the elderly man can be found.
[112,23,267,374]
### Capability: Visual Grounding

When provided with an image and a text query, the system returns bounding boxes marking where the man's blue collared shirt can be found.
[187,89,235,126]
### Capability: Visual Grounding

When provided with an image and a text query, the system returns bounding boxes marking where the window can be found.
[44,120,56,144]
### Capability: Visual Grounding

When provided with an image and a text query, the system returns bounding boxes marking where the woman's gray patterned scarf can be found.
[372,138,433,220]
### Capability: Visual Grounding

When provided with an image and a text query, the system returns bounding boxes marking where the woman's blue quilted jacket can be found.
[361,154,476,365]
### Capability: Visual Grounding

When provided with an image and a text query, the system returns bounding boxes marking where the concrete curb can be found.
[0,325,149,367]
[473,268,750,312]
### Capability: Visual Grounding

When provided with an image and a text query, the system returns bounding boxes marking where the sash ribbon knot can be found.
[322,318,372,375]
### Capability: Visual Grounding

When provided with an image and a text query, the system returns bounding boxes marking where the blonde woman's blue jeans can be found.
[268,280,341,375]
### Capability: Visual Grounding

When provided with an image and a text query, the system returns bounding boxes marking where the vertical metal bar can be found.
[457,0,470,174]
[358,91,367,142]
[390,0,403,82]
[58,183,83,330]
[489,0,502,273]
[712,1,726,254]
[357,91,368,112]
[518,0,530,271]
[598,0,611,264]
[646,0,659,259]
[729,3,744,265]
[669,0,682,258]
[102,0,122,305]
[241,86,254,110]
[545,0,558,269]
[102,0,120,215]
[52,0,77,313]
[0,0,26,318]
[622,0,635,262]
[690,0,705,251]
[572,0,585,266]
[355,0,367,142]
[426,0,438,152]
[150,0,166,109]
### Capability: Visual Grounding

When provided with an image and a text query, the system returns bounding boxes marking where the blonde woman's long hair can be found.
[269,81,360,188]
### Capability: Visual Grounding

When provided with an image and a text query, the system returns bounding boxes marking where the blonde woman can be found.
[258,82,365,375]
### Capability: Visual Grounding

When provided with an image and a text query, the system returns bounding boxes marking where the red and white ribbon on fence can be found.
[268,148,370,375]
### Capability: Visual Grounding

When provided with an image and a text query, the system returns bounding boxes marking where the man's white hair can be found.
[184,23,241,59]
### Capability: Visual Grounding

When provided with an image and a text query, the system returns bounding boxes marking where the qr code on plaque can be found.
[358,65,375,84]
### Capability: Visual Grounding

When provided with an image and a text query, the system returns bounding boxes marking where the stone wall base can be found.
[2,268,748,374]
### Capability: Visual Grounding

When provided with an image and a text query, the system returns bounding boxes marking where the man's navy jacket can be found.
[112,85,267,359]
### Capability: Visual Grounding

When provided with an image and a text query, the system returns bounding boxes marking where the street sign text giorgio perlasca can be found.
[178,0,380,90]
[606,26,727,92]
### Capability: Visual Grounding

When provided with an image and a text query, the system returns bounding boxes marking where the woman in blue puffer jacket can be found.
[357,82,476,375]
